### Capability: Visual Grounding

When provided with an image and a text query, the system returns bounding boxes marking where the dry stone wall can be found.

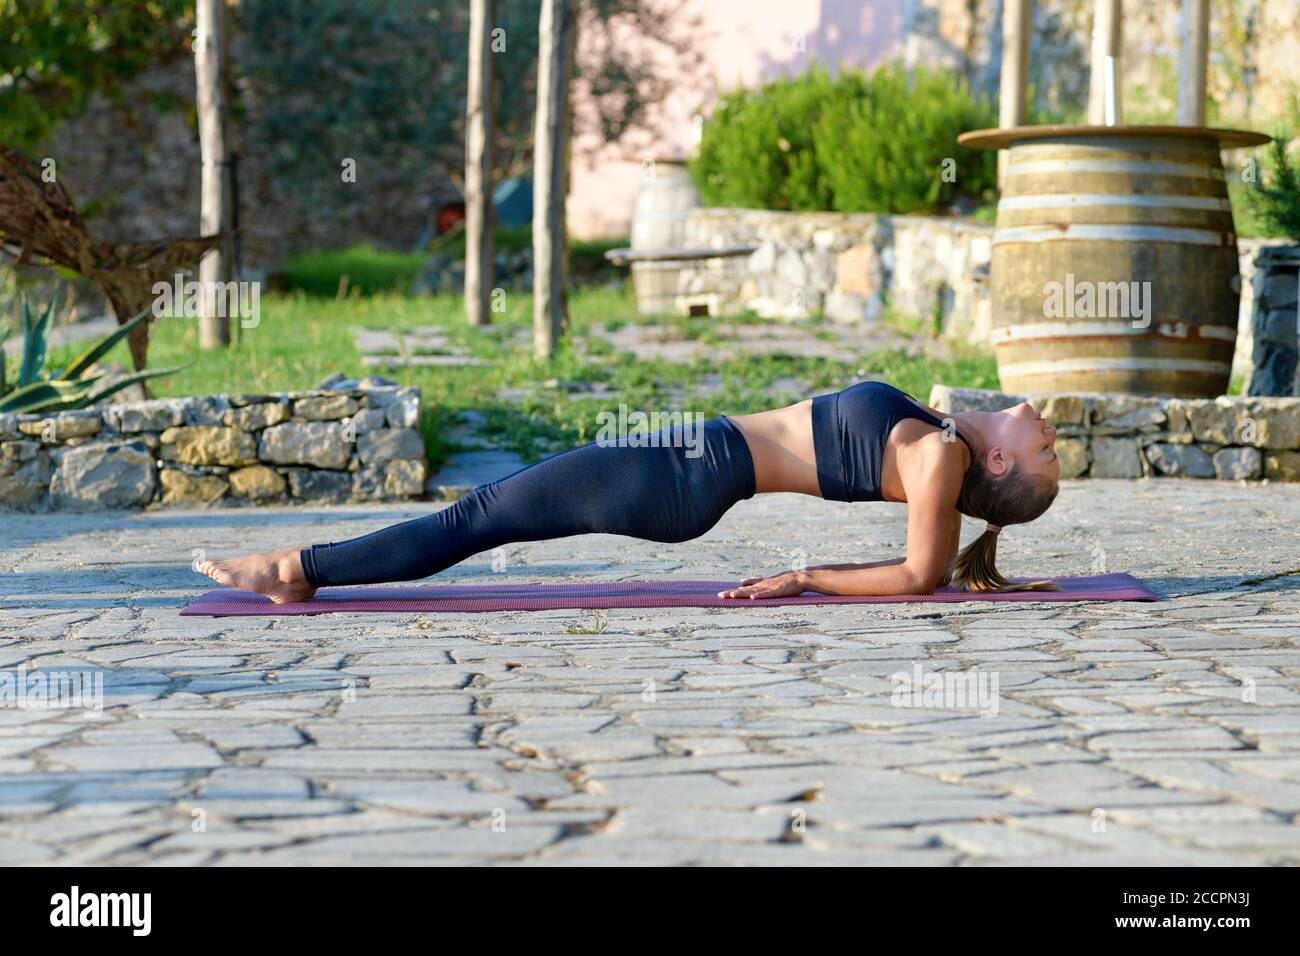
[0,385,428,512]
[930,385,1300,482]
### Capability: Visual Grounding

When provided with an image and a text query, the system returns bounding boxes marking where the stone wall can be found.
[680,208,992,337]
[683,207,1294,391]
[930,385,1300,482]
[0,385,428,512]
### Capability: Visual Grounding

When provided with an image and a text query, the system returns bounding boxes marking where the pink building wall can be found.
[568,0,908,239]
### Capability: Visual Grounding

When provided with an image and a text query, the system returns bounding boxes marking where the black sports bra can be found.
[811,381,974,502]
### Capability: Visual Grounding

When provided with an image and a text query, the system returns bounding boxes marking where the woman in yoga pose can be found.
[197,381,1061,604]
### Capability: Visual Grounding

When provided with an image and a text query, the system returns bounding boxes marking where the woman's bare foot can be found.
[196,547,316,604]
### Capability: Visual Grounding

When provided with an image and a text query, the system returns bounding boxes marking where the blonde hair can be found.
[951,463,1059,593]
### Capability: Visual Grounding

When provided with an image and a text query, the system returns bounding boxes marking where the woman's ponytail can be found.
[953,453,1062,592]
[951,523,1058,593]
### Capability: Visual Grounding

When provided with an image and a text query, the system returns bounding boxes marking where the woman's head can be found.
[951,401,1061,592]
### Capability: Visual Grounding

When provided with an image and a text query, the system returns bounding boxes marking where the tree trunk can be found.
[1176,0,1209,126]
[465,0,496,328]
[997,0,1031,187]
[532,0,574,361]
[1087,0,1123,125]
[195,0,232,349]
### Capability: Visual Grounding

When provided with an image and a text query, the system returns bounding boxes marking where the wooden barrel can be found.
[957,125,1268,397]
[629,159,700,314]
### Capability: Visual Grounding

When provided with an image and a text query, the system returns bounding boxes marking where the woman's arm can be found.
[719,439,964,599]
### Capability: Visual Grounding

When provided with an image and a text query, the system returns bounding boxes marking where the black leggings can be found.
[300,416,757,588]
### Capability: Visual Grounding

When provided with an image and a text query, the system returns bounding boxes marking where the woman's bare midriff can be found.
[729,401,823,496]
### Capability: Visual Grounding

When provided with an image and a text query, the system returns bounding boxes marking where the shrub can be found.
[691,66,841,211]
[1246,130,1300,243]
[691,63,999,214]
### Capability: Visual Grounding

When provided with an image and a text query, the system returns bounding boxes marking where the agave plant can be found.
[0,294,186,414]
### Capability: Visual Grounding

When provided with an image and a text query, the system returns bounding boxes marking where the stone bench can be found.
[0,384,429,511]
[929,385,1300,482]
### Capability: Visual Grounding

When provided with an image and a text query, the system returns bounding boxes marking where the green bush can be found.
[691,63,999,214]
[1245,130,1300,242]
[691,66,840,211]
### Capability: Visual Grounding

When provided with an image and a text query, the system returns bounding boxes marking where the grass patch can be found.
[280,246,429,297]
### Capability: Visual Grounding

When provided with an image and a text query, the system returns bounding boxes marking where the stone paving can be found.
[1,479,1298,865]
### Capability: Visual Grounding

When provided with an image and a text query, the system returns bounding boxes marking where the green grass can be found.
[280,232,629,299]
[280,246,429,297]
[44,285,995,470]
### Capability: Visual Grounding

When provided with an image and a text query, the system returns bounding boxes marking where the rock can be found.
[50,441,156,509]
[314,372,347,390]
[228,465,287,501]
[18,410,103,441]
[360,386,399,407]
[823,292,870,323]
[103,398,185,433]
[294,395,360,421]
[1034,395,1088,427]
[775,249,808,288]
[350,408,388,433]
[384,459,428,498]
[182,395,231,426]
[1090,437,1143,478]
[928,385,1025,414]
[160,426,259,467]
[1164,399,1190,434]
[0,439,43,476]
[1245,398,1300,449]
[159,467,229,505]
[223,402,290,431]
[1185,398,1249,445]
[227,394,278,407]
[356,428,424,465]
[287,468,352,502]
[0,414,21,441]
[1264,451,1300,481]
[384,392,421,428]
[1213,447,1262,480]
[834,241,883,297]
[1056,437,1089,479]
[1144,442,1214,478]
[351,465,385,500]
[0,441,50,508]
[1092,395,1165,433]
[258,422,351,470]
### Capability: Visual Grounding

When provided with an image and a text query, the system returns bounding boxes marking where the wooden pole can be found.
[532,0,574,360]
[1087,0,1123,126]
[195,0,231,349]
[998,0,1032,187]
[465,0,495,327]
[1176,0,1209,126]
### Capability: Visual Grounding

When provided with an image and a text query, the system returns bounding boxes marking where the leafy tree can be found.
[0,0,193,153]
[235,0,702,191]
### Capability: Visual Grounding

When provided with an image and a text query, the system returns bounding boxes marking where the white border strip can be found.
[1005,159,1223,179]
[992,322,1238,343]
[998,193,1230,211]
[1000,357,1232,377]
[994,224,1232,246]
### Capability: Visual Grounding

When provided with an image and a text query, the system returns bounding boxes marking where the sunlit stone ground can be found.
[2,478,1298,865]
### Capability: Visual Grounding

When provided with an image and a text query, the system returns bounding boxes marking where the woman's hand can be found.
[717,571,808,600]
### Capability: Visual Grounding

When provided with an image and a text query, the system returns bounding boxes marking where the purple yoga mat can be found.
[180,572,1158,616]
